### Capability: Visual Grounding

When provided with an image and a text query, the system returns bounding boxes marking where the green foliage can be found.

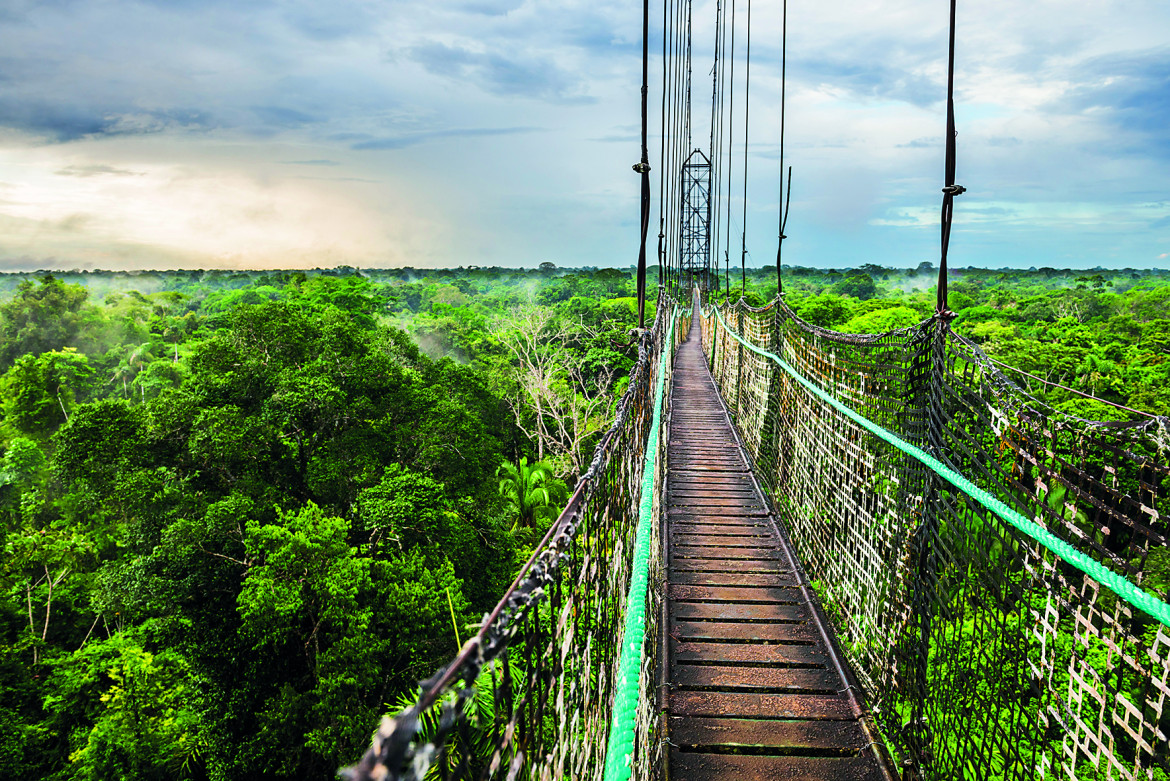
[1,350,94,440]
[0,263,1165,778]
[66,642,209,781]
[359,465,454,551]
[496,457,568,546]
[794,293,852,328]
[0,276,92,372]
[840,305,922,334]
[0,266,640,779]
[831,272,877,300]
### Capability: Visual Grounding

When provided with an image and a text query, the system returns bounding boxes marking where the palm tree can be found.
[496,457,568,535]
[108,342,154,398]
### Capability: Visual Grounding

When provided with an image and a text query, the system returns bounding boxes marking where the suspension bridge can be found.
[340,0,1170,778]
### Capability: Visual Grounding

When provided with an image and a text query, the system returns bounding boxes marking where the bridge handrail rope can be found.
[602,307,677,781]
[710,303,1170,627]
[343,292,689,781]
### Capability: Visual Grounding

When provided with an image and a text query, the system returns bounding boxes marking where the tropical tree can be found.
[495,458,567,539]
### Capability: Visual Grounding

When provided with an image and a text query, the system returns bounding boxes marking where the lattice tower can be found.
[679,149,711,292]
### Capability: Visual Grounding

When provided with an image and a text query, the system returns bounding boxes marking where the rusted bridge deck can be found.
[661,314,895,781]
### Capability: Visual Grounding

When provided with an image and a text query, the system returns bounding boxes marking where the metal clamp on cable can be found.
[632,162,651,174]
[941,184,966,196]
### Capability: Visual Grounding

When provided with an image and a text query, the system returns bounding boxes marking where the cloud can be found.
[250,105,321,128]
[797,55,941,108]
[898,137,939,149]
[0,98,216,143]
[407,41,594,103]
[1058,47,1170,156]
[0,0,1168,270]
[454,0,527,16]
[55,164,142,177]
[280,159,341,166]
[352,125,539,151]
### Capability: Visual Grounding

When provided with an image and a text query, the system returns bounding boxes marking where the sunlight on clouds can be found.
[0,148,435,269]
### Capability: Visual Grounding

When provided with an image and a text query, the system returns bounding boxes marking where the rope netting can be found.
[702,297,1170,781]
[342,293,690,781]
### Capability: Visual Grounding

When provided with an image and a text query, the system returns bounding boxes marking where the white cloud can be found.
[0,0,1167,269]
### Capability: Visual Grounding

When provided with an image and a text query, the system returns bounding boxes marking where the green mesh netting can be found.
[703,296,1170,781]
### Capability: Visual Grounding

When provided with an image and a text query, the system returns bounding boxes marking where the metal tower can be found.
[679,149,712,292]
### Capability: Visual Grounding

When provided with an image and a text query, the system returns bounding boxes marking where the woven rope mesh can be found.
[703,297,1170,781]
[347,295,686,781]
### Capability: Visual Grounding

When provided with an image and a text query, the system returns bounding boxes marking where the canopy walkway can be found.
[343,293,1170,781]
[663,313,892,779]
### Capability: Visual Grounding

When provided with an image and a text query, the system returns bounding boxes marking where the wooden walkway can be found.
[661,314,895,781]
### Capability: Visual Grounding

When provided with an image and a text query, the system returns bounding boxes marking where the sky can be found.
[0,0,1167,272]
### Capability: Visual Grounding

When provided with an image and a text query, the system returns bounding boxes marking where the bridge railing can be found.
[702,297,1170,781]
[343,293,689,781]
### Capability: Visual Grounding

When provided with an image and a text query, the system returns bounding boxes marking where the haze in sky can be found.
[0,0,1167,271]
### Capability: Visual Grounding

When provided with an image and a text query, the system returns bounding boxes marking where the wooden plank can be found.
[671,665,839,694]
[668,691,855,720]
[672,546,784,561]
[668,463,750,473]
[671,602,808,622]
[671,559,790,573]
[669,717,869,752]
[669,489,761,501]
[673,509,772,521]
[669,571,799,587]
[669,751,889,781]
[672,535,776,549]
[671,527,775,539]
[670,640,828,667]
[670,620,816,643]
[669,585,802,603]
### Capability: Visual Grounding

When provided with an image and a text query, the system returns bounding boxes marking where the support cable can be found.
[775,0,792,297]
[671,0,682,291]
[712,0,728,294]
[708,0,723,294]
[720,0,730,295]
[634,0,651,328]
[672,0,685,292]
[684,0,693,150]
[740,0,751,298]
[657,0,667,291]
[936,0,964,314]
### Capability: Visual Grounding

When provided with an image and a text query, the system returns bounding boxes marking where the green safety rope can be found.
[712,306,1170,629]
[602,308,677,781]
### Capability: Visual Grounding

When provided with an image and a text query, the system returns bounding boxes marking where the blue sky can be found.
[0,0,1167,270]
